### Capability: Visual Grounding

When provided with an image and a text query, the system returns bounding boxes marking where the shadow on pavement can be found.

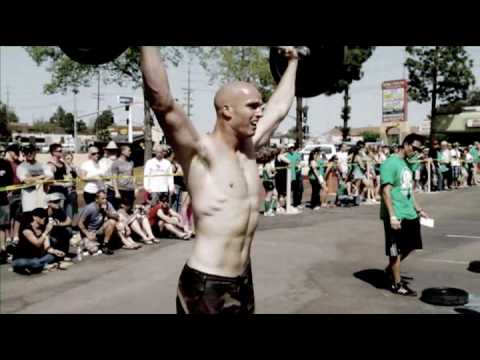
[353,269,389,289]
[454,307,480,315]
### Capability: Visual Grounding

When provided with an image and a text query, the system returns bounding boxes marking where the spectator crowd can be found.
[256,140,480,216]
[0,141,194,274]
[0,138,478,275]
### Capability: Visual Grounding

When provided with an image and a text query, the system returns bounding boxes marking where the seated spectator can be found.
[180,192,195,236]
[118,198,159,246]
[76,190,120,255]
[46,193,73,261]
[148,194,192,240]
[12,208,64,275]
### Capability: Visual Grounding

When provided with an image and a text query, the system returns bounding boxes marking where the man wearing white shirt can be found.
[16,144,53,214]
[99,141,119,208]
[80,147,106,205]
[336,143,349,179]
[450,142,461,189]
[144,144,174,205]
[440,141,451,190]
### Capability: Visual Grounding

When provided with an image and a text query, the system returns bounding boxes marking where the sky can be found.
[1,46,480,137]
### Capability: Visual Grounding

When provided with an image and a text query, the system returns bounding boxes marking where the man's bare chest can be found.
[188,152,260,199]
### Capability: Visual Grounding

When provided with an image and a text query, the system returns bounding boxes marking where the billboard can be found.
[382,80,408,122]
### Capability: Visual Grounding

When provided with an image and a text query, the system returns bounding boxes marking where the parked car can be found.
[299,144,337,176]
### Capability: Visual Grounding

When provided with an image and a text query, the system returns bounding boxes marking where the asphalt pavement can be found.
[1,187,479,314]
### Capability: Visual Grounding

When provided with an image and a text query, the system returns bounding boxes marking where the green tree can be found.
[436,88,480,115]
[97,129,112,143]
[24,46,190,159]
[404,46,476,143]
[286,125,298,140]
[324,46,376,142]
[94,109,114,132]
[31,120,59,133]
[196,47,274,102]
[0,102,20,140]
[360,131,380,142]
[77,119,87,134]
[467,88,480,105]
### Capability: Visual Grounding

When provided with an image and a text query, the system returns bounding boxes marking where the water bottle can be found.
[76,246,83,262]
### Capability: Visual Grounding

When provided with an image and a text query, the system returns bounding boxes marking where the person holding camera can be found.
[117,197,159,246]
[12,208,64,275]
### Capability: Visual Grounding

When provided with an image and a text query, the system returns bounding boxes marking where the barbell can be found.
[59,46,348,98]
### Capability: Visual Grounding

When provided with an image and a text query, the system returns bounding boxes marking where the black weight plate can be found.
[60,47,128,65]
[468,260,480,273]
[269,46,346,98]
[420,287,469,306]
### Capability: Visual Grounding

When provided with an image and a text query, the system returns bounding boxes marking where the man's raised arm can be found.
[140,47,201,165]
[253,48,299,149]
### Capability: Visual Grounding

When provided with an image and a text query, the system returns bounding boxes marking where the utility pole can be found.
[143,86,153,164]
[6,87,10,112]
[341,85,351,142]
[96,70,101,134]
[182,59,194,118]
[296,96,303,149]
[73,89,79,153]
[430,46,439,146]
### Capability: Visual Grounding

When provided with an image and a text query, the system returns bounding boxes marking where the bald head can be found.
[214,81,261,114]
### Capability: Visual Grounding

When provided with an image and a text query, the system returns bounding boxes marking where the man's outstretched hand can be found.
[278,46,300,61]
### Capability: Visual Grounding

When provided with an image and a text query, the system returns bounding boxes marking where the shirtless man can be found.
[141,46,299,314]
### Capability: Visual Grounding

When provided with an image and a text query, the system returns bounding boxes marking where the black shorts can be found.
[0,204,10,229]
[263,181,275,192]
[384,218,423,257]
[10,193,22,221]
[119,189,135,208]
[176,262,255,314]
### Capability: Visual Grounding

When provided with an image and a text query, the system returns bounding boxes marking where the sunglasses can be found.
[412,145,423,153]
[90,152,99,155]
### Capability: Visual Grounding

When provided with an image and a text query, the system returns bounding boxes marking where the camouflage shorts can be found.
[176,263,255,314]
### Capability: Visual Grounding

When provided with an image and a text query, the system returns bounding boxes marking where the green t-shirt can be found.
[318,159,326,177]
[262,165,274,182]
[337,180,347,196]
[286,152,302,181]
[471,147,479,163]
[380,154,417,221]
[437,151,448,173]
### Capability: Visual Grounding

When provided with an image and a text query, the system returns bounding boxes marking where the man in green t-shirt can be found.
[380,133,429,297]
[286,144,303,209]
[471,141,480,185]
